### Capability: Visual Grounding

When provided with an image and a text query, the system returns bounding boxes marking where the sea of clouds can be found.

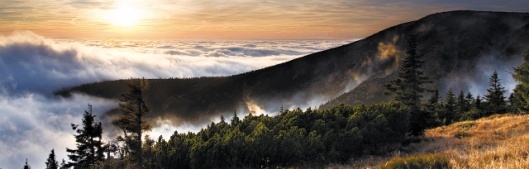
[0,31,351,168]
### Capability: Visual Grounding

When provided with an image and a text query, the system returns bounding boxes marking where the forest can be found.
[32,38,529,169]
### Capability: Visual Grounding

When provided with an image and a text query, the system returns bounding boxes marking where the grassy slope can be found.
[422,114,529,168]
[330,114,529,168]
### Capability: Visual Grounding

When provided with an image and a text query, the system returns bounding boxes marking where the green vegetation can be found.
[385,36,432,136]
[111,78,152,168]
[45,149,58,169]
[383,153,450,169]
[127,102,410,168]
[514,49,529,112]
[65,104,104,168]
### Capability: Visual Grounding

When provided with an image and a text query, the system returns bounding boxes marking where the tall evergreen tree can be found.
[465,92,473,111]
[484,71,507,115]
[23,159,31,169]
[385,36,431,135]
[443,89,457,125]
[66,104,105,168]
[59,159,67,169]
[455,90,466,120]
[513,49,529,112]
[112,78,151,167]
[473,95,482,110]
[425,90,442,127]
[46,149,59,169]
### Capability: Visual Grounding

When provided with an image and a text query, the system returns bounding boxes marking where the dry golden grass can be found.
[329,114,529,169]
[405,114,529,169]
[434,114,529,168]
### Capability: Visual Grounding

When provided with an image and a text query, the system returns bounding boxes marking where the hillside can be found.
[56,11,529,124]
[344,114,529,168]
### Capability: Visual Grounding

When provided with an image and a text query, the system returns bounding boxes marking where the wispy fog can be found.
[0,31,350,169]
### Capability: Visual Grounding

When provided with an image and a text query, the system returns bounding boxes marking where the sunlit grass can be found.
[383,114,529,169]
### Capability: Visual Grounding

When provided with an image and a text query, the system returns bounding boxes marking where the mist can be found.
[0,31,349,169]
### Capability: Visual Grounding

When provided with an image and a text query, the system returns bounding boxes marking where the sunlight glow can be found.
[107,6,142,28]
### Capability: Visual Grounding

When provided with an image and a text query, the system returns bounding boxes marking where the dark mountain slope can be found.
[56,11,529,124]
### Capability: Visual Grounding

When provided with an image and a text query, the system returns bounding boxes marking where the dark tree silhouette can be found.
[23,159,31,169]
[385,36,432,135]
[455,90,467,120]
[485,71,507,115]
[514,50,529,112]
[45,149,59,169]
[66,104,104,168]
[443,89,457,125]
[112,78,151,167]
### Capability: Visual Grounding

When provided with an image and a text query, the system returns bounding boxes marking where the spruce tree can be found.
[455,90,466,120]
[23,159,31,169]
[425,90,441,127]
[46,149,59,169]
[443,89,457,125]
[112,78,151,167]
[465,92,473,111]
[513,50,529,112]
[66,104,105,168]
[385,36,431,135]
[484,71,507,115]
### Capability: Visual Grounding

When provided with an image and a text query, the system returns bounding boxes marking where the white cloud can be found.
[0,31,349,168]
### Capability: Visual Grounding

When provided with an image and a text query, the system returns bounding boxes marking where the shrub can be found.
[383,153,450,169]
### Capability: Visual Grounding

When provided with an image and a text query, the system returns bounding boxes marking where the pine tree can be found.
[23,159,31,169]
[385,36,432,135]
[473,95,482,110]
[513,50,529,112]
[465,92,473,111]
[455,90,466,120]
[59,159,67,169]
[46,149,59,169]
[464,95,483,120]
[427,90,440,105]
[231,111,240,126]
[443,89,457,125]
[484,71,507,115]
[425,90,442,127]
[112,78,151,167]
[66,104,105,168]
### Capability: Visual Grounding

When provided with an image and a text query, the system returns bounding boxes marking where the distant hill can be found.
[56,11,529,124]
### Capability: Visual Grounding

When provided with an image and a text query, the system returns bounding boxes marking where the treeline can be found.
[33,37,529,168]
[137,103,409,168]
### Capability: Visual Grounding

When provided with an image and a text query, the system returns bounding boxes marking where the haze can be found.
[1,0,529,40]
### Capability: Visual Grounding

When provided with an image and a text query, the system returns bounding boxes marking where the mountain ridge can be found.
[56,10,529,125]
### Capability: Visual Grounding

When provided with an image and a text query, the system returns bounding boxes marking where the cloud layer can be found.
[0,31,348,168]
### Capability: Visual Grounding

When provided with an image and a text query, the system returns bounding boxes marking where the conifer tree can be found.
[465,92,473,111]
[385,36,431,135]
[473,95,482,110]
[427,90,439,105]
[231,111,240,126]
[513,50,529,112]
[425,90,441,126]
[66,104,105,168]
[455,90,466,120]
[23,159,31,169]
[112,78,151,167]
[46,149,59,169]
[443,89,457,125]
[485,71,507,115]
[59,159,67,169]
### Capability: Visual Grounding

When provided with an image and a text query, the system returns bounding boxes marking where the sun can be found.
[107,6,142,28]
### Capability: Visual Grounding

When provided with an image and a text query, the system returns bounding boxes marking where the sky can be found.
[1,0,529,40]
[2,0,529,168]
